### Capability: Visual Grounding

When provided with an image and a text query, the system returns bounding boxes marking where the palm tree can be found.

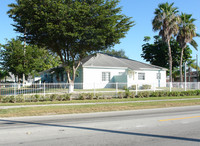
[177,13,198,82]
[186,59,200,82]
[152,2,179,83]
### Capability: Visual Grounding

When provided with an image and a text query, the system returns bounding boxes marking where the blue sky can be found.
[1,0,200,63]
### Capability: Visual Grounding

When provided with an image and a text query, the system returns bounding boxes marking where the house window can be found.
[138,73,145,80]
[102,72,110,81]
[157,73,161,80]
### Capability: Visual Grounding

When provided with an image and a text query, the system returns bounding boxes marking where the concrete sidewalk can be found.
[1,98,200,109]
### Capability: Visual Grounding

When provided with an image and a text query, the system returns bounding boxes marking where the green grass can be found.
[1,99,200,117]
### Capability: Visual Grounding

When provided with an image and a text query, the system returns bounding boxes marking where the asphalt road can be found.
[0,105,200,146]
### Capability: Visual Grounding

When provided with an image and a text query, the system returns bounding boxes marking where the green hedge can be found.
[0,90,200,103]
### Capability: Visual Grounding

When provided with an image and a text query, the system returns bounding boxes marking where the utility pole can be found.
[23,28,26,86]
[184,62,187,91]
[196,54,199,82]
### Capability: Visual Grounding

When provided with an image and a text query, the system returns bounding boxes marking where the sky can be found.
[1,0,200,63]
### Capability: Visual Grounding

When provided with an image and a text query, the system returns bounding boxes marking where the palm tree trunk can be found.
[179,48,184,82]
[167,40,173,83]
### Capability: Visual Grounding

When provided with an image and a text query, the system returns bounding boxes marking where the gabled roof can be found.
[81,53,167,71]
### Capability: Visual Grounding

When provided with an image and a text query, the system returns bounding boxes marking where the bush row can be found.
[0,90,200,103]
[0,94,71,103]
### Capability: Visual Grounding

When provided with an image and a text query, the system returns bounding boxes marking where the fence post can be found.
[153,83,155,92]
[93,82,95,97]
[170,82,172,92]
[14,83,16,102]
[44,82,45,97]
[136,83,138,95]
[115,82,118,98]
[184,81,186,91]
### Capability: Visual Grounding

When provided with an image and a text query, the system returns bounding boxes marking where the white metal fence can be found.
[0,82,200,97]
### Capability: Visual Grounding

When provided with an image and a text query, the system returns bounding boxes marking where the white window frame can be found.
[138,73,145,80]
[157,73,161,80]
[102,72,110,81]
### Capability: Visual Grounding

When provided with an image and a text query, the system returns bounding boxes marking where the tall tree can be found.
[8,0,134,92]
[102,49,128,58]
[0,38,61,82]
[141,36,192,70]
[177,13,198,82]
[152,2,179,82]
[0,69,10,82]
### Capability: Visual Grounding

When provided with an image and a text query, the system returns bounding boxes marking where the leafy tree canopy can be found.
[0,38,61,79]
[8,0,134,84]
[141,36,192,69]
[102,48,128,58]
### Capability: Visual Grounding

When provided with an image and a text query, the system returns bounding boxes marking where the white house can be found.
[41,53,167,89]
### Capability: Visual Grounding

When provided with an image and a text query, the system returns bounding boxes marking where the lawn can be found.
[1,99,200,117]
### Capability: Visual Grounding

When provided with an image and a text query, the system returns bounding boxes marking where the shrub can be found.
[125,88,131,98]
[171,91,180,97]
[130,92,136,98]
[50,94,57,101]
[9,96,15,103]
[136,92,143,98]
[78,93,86,100]
[56,94,64,101]
[16,96,24,103]
[63,94,71,101]
[196,90,200,95]
[123,85,128,90]
[2,96,10,103]
[39,96,45,101]
[2,96,15,103]
[44,97,51,101]
[158,91,168,97]
[95,93,102,100]
[118,92,125,99]
[0,95,3,102]
[151,92,159,97]
[137,92,150,98]
[142,84,151,89]
[34,94,40,102]
[131,85,136,90]
[87,93,94,100]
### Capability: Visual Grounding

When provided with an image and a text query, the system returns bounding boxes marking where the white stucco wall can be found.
[82,67,127,89]
[127,70,166,88]
[81,67,166,89]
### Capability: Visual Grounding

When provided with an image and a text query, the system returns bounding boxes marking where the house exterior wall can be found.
[127,70,166,88]
[82,66,127,89]
[40,66,166,90]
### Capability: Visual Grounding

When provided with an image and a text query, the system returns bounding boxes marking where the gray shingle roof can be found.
[82,53,167,71]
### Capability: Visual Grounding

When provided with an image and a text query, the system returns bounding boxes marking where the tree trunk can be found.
[66,71,73,93]
[68,81,74,93]
[167,40,173,83]
[188,67,191,82]
[179,48,184,82]
[65,61,81,93]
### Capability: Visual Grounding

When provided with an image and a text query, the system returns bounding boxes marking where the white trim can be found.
[139,68,167,71]
[83,66,128,69]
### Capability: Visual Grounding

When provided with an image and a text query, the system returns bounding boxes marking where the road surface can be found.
[0,105,200,146]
